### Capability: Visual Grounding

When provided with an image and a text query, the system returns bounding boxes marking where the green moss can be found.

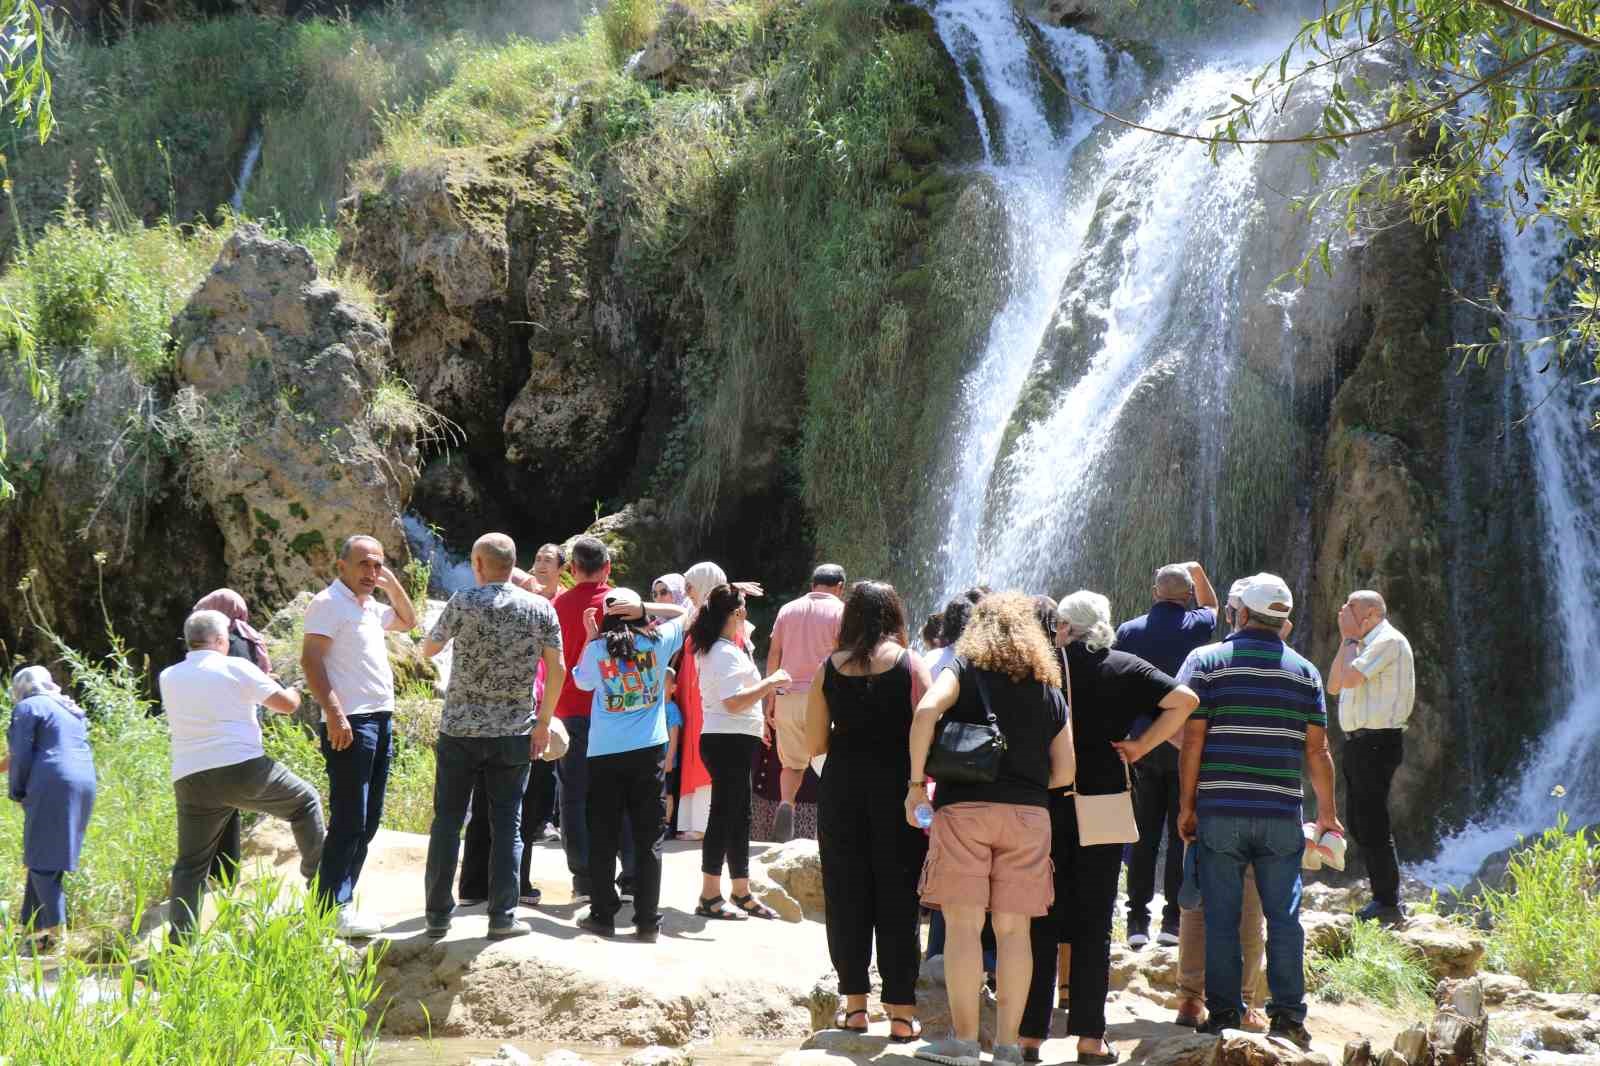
[252,508,281,534]
[288,502,310,520]
[250,537,272,557]
[288,530,326,560]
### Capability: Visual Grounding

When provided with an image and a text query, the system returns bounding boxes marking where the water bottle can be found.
[914,803,935,829]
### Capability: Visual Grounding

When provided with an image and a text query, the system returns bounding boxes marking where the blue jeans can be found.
[1195,814,1306,1023]
[556,716,635,894]
[317,712,392,907]
[425,734,532,926]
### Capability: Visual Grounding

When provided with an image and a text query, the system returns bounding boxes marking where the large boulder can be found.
[171,224,419,607]
[1212,1033,1334,1066]
[762,840,826,918]
[1395,915,1485,981]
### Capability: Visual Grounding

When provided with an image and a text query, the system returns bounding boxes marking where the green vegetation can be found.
[1308,917,1435,1011]
[1477,817,1600,994]
[0,878,384,1065]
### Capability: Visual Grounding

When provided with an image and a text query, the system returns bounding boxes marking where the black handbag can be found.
[925,669,1007,785]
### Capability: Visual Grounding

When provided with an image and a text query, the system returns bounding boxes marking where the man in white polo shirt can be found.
[302,533,418,937]
[1327,588,1415,925]
[162,609,323,940]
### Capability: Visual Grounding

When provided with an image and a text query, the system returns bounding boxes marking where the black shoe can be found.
[1157,920,1180,946]
[424,918,450,940]
[1126,915,1151,948]
[1355,900,1405,925]
[634,925,659,943]
[1268,1015,1312,1051]
[578,913,615,938]
[457,897,487,907]
[1202,1009,1242,1035]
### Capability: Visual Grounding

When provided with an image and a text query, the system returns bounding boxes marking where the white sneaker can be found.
[335,907,383,938]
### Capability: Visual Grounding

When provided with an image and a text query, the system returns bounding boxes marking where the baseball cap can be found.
[1226,579,1248,611]
[1238,573,1293,619]
[604,587,644,615]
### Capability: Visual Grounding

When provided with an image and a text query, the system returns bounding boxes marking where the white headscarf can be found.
[10,665,85,717]
[683,561,728,607]
[1057,590,1117,652]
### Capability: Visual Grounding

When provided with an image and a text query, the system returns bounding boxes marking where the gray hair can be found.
[184,609,231,649]
[1058,590,1117,652]
[339,534,383,561]
[473,532,517,574]
[1154,564,1194,601]
[1349,589,1387,616]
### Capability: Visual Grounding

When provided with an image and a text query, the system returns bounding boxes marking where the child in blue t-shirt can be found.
[664,668,683,832]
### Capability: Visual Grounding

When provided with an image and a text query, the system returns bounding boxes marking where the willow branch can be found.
[1469,0,1600,50]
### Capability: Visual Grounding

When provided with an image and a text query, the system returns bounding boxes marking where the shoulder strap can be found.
[971,668,1000,727]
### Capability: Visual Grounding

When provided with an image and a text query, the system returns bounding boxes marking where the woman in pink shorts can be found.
[905,592,1076,1066]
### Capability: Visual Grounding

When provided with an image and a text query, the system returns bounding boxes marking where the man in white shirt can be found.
[301,534,418,937]
[162,609,322,940]
[1326,589,1415,924]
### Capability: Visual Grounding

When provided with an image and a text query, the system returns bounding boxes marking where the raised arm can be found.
[377,564,418,632]
[1187,561,1218,611]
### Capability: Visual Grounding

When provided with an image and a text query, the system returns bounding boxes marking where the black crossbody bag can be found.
[925,669,1007,785]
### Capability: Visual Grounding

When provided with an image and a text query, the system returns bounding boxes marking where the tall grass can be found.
[1478,817,1600,994]
[1307,918,1435,1011]
[0,878,384,1065]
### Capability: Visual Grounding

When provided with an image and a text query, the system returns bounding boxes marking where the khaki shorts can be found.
[919,801,1054,917]
[775,689,812,772]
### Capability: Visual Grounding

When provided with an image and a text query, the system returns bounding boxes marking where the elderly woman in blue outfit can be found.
[7,666,97,951]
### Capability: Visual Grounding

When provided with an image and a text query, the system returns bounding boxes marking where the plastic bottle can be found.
[914,803,934,829]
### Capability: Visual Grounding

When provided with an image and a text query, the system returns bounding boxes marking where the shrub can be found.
[0,878,383,1065]
[1308,918,1434,1011]
[603,0,663,60]
[1478,817,1600,994]
[261,710,438,837]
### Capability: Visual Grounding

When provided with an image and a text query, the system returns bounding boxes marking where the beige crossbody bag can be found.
[1061,649,1140,846]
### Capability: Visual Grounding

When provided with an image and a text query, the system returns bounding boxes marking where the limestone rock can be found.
[1345,1039,1374,1066]
[1397,915,1485,980]
[1375,1053,1408,1066]
[171,224,418,606]
[1476,972,1529,1005]
[1026,0,1101,28]
[1212,1032,1334,1066]
[1303,911,1355,955]
[763,840,826,917]
[749,876,804,924]
[800,1030,880,1055]
[468,1047,535,1066]
[1428,1007,1488,1066]
[1108,944,1142,990]
[629,1,745,90]
[1393,1026,1430,1064]
[1438,977,1487,1021]
[1141,945,1181,989]
[914,954,997,1044]
[538,1054,593,1066]
[622,1047,693,1066]
[1143,1033,1219,1066]
[581,500,679,586]
[775,1053,853,1066]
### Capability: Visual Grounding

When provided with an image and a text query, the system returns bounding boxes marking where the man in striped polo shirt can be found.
[1176,573,1342,1050]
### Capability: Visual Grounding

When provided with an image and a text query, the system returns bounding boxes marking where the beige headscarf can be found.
[683,562,728,607]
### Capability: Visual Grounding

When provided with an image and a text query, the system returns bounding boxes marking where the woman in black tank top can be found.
[807,581,932,1043]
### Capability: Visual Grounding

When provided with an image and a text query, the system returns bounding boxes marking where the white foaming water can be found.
[230,126,263,214]
[401,512,476,595]
[923,1,1140,599]
[1412,138,1600,886]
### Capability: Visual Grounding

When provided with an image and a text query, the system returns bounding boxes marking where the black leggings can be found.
[1022,793,1125,1040]
[700,732,759,880]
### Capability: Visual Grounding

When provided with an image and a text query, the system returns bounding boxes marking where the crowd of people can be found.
[4,532,1419,1066]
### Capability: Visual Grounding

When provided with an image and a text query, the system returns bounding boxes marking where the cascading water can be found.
[402,512,476,595]
[230,126,264,214]
[1413,141,1600,885]
[922,2,1359,612]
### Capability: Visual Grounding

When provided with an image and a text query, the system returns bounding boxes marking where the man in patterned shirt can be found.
[1177,573,1342,1050]
[420,532,565,940]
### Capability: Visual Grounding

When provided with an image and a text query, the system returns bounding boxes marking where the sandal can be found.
[888,1016,922,1043]
[695,895,743,920]
[730,893,778,920]
[1058,983,1070,1009]
[834,1008,869,1033]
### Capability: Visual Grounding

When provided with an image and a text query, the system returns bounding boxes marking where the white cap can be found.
[1239,573,1293,620]
[1226,579,1248,610]
[604,587,644,616]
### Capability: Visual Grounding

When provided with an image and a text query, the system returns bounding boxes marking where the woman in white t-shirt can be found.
[689,583,789,920]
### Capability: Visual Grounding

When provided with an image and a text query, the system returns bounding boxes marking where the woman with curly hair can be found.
[907,592,1075,1066]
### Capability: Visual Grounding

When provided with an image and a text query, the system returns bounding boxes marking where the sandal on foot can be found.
[1077,1045,1119,1065]
[1058,983,1070,1009]
[695,895,743,920]
[730,893,778,920]
[834,1008,869,1033]
[889,1016,923,1043]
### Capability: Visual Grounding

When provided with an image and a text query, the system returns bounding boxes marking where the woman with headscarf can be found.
[192,588,273,883]
[652,573,691,609]
[8,666,97,953]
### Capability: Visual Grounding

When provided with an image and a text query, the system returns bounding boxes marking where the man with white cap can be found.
[1326,589,1414,925]
[1176,573,1342,1050]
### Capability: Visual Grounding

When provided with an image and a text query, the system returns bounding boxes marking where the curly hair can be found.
[954,591,1063,687]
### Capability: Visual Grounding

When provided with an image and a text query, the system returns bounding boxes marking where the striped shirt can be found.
[1178,632,1326,821]
[1337,619,1415,733]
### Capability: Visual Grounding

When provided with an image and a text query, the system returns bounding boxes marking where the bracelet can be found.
[908,780,927,788]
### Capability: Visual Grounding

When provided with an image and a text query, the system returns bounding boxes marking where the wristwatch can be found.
[1343,638,1360,647]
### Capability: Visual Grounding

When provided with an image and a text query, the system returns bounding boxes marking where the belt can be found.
[1346,728,1403,741]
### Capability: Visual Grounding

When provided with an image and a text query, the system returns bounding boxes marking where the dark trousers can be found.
[21,869,65,931]
[424,734,531,926]
[459,759,558,900]
[172,756,325,938]
[1128,750,1182,928]
[819,754,928,1004]
[1022,794,1125,1040]
[1343,730,1404,907]
[316,712,392,908]
[700,732,759,880]
[587,744,667,929]
[209,811,241,884]
[555,718,637,895]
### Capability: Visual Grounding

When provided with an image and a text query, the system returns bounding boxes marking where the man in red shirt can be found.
[552,535,632,903]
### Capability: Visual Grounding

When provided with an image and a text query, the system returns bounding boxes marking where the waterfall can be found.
[230,126,264,214]
[921,1,1354,611]
[401,512,476,596]
[1413,135,1600,885]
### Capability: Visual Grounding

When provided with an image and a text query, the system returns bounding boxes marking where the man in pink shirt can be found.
[765,564,847,841]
